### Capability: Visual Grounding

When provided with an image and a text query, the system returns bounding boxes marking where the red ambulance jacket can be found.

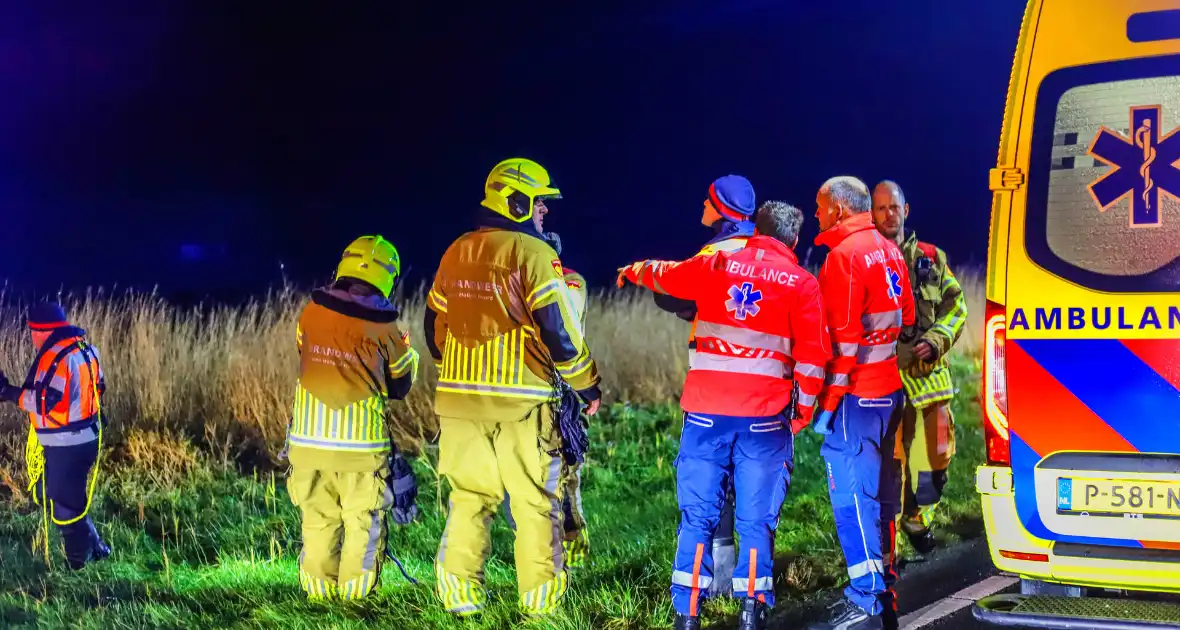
[814,213,916,412]
[623,235,830,429]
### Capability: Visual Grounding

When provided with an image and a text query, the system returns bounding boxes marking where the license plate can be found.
[1057,477,1180,519]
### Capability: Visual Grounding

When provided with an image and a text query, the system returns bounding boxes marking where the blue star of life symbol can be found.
[886,267,903,300]
[725,282,762,320]
[1087,105,1180,228]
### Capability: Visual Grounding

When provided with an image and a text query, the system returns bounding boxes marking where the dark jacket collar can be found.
[705,218,756,247]
[311,287,400,323]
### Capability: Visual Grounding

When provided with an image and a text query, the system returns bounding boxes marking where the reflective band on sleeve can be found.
[794,362,825,378]
[835,342,859,357]
[829,373,850,386]
[861,309,902,330]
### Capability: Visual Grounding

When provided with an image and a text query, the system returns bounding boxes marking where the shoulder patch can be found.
[400,330,411,345]
[551,259,563,277]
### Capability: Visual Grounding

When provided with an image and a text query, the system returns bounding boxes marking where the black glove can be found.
[0,372,21,404]
[389,451,418,525]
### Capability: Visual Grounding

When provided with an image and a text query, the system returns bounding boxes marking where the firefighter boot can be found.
[673,613,702,630]
[737,597,770,630]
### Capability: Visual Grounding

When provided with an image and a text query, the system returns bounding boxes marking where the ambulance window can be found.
[1025,54,1180,292]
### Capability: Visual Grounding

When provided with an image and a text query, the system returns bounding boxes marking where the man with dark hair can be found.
[619,200,829,630]
[809,176,915,630]
[871,180,967,555]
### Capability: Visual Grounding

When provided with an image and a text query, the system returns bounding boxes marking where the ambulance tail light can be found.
[983,300,1010,466]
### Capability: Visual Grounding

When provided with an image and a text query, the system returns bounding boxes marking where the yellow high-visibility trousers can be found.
[894,400,956,534]
[435,404,568,616]
[287,464,393,600]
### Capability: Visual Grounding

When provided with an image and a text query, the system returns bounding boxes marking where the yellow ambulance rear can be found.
[974,0,1180,627]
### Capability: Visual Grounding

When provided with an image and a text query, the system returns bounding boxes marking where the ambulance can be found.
[973,0,1180,627]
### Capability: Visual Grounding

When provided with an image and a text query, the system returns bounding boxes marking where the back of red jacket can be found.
[622,235,830,427]
[814,213,916,412]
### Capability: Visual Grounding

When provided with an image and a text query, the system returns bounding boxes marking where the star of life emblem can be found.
[1087,105,1180,228]
[725,282,763,320]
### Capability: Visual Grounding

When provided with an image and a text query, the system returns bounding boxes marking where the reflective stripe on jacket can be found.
[814,213,916,412]
[17,329,104,445]
[624,235,830,423]
[290,287,418,454]
[897,232,968,408]
[425,219,600,420]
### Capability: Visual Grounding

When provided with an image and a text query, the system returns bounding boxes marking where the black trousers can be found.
[36,439,102,569]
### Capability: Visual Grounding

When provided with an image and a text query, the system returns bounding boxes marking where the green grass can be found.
[0,359,983,630]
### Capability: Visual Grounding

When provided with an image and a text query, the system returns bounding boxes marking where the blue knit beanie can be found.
[708,175,756,222]
[28,302,69,331]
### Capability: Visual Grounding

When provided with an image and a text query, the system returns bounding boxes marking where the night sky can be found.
[0,1,1027,302]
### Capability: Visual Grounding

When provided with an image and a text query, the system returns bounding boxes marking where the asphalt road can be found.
[769,536,1022,630]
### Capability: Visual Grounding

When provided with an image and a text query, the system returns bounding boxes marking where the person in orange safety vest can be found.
[0,302,111,570]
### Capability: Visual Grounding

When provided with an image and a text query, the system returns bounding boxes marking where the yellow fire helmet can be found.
[334,235,401,298]
[480,157,562,223]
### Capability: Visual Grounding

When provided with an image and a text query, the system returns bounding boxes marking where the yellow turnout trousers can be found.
[436,403,568,616]
[894,400,956,535]
[287,462,393,600]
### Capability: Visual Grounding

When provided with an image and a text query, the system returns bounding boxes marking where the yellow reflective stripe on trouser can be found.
[435,405,568,614]
[521,570,569,615]
[299,562,338,600]
[288,465,392,601]
[435,565,486,615]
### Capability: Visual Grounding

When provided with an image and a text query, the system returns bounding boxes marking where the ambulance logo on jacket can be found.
[725,282,763,320]
[885,267,903,301]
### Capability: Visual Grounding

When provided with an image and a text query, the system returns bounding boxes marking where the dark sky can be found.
[0,1,1026,301]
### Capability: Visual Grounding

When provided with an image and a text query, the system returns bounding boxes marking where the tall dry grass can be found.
[0,267,984,478]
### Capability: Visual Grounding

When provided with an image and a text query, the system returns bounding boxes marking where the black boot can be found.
[60,521,93,570]
[806,597,883,630]
[905,527,936,555]
[86,518,111,562]
[673,613,702,630]
[737,598,770,630]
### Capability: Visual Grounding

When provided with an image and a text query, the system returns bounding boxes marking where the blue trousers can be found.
[821,391,905,616]
[671,412,793,616]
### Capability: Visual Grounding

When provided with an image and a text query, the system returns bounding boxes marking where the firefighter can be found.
[619,201,830,630]
[426,158,601,617]
[0,302,111,570]
[807,176,915,630]
[501,230,593,569]
[651,174,757,597]
[285,235,420,601]
[871,181,967,555]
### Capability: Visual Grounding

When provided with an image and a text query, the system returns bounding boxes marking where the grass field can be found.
[0,267,985,629]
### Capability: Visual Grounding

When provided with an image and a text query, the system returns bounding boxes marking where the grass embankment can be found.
[0,268,984,629]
